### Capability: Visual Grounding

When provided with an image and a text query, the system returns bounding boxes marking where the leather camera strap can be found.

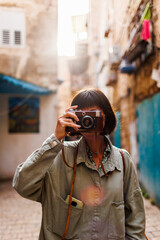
[95,133,110,177]
[97,150,110,176]
[119,149,125,180]
[61,146,78,240]
[62,147,74,169]
[61,141,149,240]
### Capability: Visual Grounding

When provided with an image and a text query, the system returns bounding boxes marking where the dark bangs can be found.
[71,89,103,110]
[71,88,117,135]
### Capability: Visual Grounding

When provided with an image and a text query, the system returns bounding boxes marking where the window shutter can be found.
[0,10,25,48]
[14,31,21,45]
[2,30,10,44]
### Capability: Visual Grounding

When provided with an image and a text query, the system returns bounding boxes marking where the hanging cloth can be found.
[141,19,150,40]
[141,2,151,22]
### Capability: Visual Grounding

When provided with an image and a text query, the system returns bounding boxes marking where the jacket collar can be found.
[76,136,121,176]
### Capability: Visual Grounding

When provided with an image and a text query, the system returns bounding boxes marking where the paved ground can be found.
[0,181,41,240]
[143,198,160,240]
[0,181,160,240]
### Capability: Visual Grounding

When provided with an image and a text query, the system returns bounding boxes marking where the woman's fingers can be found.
[62,111,79,122]
[58,118,72,128]
[60,105,79,122]
[59,118,81,130]
[55,106,80,140]
[65,105,78,112]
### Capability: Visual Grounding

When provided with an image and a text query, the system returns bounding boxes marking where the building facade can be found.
[0,0,59,179]
[88,0,160,206]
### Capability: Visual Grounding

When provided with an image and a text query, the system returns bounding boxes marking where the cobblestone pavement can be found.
[144,198,160,240]
[0,181,41,240]
[0,181,160,240]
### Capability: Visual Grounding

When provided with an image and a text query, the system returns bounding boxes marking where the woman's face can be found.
[79,106,105,137]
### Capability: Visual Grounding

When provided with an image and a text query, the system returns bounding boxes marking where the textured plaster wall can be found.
[0,0,58,88]
[0,94,58,179]
[110,0,160,154]
[0,0,59,179]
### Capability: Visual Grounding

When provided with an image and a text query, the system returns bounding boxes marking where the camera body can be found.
[66,109,104,134]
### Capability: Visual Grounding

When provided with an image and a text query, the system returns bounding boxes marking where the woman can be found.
[13,88,146,240]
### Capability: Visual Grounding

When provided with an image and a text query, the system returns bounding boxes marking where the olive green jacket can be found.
[13,134,146,240]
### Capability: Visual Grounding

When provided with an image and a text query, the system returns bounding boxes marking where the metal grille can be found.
[2,30,10,44]
[15,31,21,45]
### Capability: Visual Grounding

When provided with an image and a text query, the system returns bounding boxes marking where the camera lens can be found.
[81,115,94,129]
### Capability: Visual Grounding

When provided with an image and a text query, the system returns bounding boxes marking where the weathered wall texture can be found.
[0,0,58,88]
[88,0,160,160]
[112,0,160,154]
[135,59,160,101]
[0,0,58,179]
[0,93,58,179]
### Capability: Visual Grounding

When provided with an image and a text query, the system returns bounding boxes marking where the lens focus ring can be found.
[81,115,94,129]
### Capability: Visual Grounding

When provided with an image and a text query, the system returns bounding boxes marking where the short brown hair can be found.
[71,88,117,135]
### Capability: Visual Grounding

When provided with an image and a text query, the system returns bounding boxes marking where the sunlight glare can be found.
[58,0,89,56]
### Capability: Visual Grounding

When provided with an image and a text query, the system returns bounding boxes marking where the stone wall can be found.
[113,58,160,152]
[0,0,59,179]
[88,0,160,157]
[0,0,58,89]
[135,58,160,101]
[110,0,160,154]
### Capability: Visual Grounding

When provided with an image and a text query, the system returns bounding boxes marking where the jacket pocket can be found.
[47,194,83,239]
[108,201,125,239]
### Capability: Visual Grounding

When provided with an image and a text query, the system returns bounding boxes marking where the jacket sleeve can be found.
[122,150,146,240]
[12,134,63,202]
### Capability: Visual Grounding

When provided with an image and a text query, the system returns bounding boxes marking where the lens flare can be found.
[80,185,105,206]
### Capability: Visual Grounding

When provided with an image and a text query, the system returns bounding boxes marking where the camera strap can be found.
[61,140,149,240]
[119,149,125,183]
[97,150,110,176]
[61,146,78,240]
[62,147,74,169]
[95,132,110,176]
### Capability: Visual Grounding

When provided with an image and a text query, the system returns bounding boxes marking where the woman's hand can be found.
[54,105,81,141]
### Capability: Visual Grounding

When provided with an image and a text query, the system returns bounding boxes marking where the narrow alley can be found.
[0,181,160,240]
[0,0,160,239]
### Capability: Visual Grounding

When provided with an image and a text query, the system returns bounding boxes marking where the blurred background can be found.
[0,0,160,238]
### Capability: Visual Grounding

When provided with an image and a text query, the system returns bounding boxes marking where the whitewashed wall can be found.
[0,93,58,179]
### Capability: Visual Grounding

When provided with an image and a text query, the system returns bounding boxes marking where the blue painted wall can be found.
[137,92,160,206]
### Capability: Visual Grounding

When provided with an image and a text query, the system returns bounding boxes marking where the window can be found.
[9,97,40,133]
[0,10,25,48]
